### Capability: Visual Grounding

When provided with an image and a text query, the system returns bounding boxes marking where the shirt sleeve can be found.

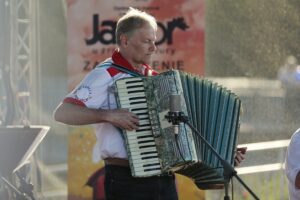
[285,129,300,188]
[64,68,112,109]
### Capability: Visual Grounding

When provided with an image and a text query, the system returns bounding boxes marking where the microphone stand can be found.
[0,170,34,200]
[0,176,29,200]
[165,111,260,200]
[15,171,35,200]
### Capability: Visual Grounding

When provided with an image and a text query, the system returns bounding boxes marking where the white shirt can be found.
[64,50,157,163]
[285,128,300,200]
[65,64,132,162]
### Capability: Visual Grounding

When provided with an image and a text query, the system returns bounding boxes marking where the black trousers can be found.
[104,165,178,200]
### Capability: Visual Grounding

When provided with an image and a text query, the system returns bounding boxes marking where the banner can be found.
[67,0,204,199]
[67,0,204,91]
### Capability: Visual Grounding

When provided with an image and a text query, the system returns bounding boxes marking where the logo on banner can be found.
[85,14,189,46]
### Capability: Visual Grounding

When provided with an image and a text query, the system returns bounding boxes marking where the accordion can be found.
[114,70,241,189]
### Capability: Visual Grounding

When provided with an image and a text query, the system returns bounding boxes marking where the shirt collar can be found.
[111,49,152,76]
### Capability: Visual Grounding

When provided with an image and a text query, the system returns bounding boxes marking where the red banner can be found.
[67,0,204,91]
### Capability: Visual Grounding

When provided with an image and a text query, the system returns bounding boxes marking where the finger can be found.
[237,154,245,162]
[237,147,247,154]
[234,157,242,166]
[237,151,244,159]
[131,113,139,119]
[125,121,139,131]
[131,119,140,126]
[234,161,240,167]
[237,155,243,162]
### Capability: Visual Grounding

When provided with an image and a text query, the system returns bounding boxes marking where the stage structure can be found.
[0,0,52,199]
[0,0,40,126]
[0,126,49,200]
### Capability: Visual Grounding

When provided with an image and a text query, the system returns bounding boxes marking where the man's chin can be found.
[143,58,152,65]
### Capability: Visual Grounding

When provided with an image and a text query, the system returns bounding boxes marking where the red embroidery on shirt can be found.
[63,97,86,107]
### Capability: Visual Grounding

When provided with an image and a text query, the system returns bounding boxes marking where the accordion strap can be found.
[97,58,143,77]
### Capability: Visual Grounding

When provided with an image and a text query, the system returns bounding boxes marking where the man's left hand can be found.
[234,147,247,167]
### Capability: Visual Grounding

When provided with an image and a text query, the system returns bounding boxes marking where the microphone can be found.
[166,94,183,135]
[169,94,182,123]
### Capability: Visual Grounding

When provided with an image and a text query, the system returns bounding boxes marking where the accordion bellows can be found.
[114,70,241,189]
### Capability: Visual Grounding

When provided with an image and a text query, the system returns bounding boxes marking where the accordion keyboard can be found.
[116,78,162,176]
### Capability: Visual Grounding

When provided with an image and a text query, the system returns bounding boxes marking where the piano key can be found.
[116,78,143,84]
[139,165,161,172]
[127,135,154,142]
[134,169,161,177]
[135,113,149,118]
[130,150,158,156]
[131,153,158,160]
[118,92,146,99]
[137,119,151,124]
[127,140,154,147]
[131,157,160,164]
[131,135,154,141]
[120,103,148,108]
[119,99,147,106]
[127,140,156,148]
[118,91,145,97]
[117,83,143,88]
[136,127,152,132]
[132,158,161,167]
[128,143,156,150]
[133,161,161,169]
[118,88,145,94]
[117,79,143,85]
[134,165,161,173]
[119,96,147,103]
[130,147,157,156]
[125,130,152,135]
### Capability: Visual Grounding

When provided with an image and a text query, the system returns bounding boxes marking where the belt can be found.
[104,158,130,167]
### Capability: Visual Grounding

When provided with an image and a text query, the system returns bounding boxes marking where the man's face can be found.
[123,23,157,66]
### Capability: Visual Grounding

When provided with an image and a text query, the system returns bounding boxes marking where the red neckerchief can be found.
[110,49,158,76]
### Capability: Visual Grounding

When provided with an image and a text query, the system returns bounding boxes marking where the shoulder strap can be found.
[111,63,142,77]
[96,58,143,77]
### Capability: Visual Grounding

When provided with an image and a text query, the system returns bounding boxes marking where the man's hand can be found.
[234,147,247,167]
[106,109,139,131]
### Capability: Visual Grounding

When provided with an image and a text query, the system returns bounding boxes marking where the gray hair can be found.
[116,7,157,45]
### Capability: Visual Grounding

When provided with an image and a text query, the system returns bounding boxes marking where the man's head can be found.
[116,7,157,45]
[116,8,157,67]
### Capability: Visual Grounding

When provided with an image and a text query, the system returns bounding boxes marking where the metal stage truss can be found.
[0,0,39,126]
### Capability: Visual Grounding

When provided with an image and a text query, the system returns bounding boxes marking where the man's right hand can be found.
[54,102,140,129]
[106,109,139,131]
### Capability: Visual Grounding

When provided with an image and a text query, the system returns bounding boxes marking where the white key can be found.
[131,158,159,166]
[134,169,161,177]
[128,141,155,148]
[116,83,144,89]
[130,149,158,156]
[131,152,158,160]
[129,147,157,154]
[120,103,148,109]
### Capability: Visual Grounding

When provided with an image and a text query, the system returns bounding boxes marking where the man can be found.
[54,7,245,200]
[285,128,300,200]
[54,8,178,200]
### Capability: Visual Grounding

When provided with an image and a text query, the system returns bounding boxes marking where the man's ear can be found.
[119,34,129,47]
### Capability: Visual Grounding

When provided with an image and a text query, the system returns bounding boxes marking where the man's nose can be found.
[150,42,156,52]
